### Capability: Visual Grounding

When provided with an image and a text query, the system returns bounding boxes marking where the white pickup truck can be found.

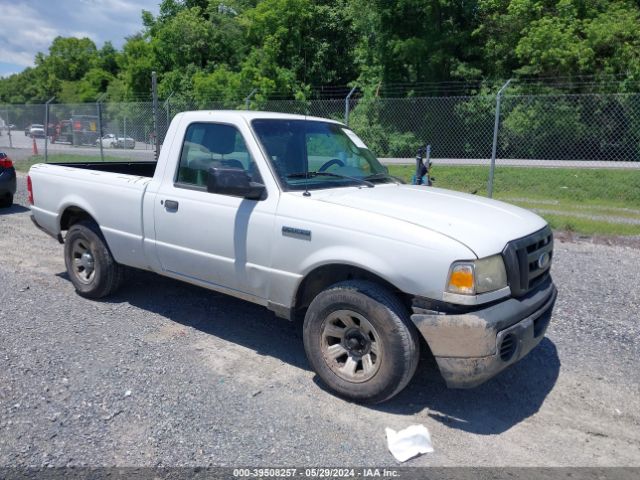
[28,111,557,403]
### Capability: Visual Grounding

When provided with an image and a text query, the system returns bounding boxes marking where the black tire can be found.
[64,221,124,299]
[0,194,13,208]
[303,280,420,404]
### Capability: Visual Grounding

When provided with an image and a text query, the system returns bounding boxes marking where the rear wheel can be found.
[0,193,13,208]
[303,280,420,404]
[64,221,124,298]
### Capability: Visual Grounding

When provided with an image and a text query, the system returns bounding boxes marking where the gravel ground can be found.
[0,174,639,467]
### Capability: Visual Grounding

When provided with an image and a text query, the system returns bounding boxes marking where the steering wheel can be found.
[318,158,345,172]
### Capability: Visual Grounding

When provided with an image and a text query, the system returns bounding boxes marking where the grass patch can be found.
[389,164,490,196]
[542,214,640,236]
[502,199,640,220]
[13,154,133,172]
[387,164,640,236]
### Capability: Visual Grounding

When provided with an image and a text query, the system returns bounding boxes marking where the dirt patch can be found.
[554,230,640,249]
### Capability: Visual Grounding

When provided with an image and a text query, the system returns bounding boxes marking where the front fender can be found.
[297,245,413,294]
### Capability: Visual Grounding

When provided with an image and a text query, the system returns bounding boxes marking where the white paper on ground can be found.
[385,425,434,462]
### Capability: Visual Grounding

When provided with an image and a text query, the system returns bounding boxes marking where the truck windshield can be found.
[251,119,397,191]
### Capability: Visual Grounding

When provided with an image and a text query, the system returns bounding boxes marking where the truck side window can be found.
[176,122,261,188]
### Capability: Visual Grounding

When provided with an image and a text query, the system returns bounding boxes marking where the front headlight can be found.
[446,254,508,295]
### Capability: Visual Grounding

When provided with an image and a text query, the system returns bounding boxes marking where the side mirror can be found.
[206,167,266,200]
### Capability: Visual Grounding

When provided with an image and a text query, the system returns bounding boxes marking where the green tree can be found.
[96,41,121,75]
[116,35,155,100]
[151,7,215,70]
[243,0,357,87]
[475,0,640,82]
[4,0,640,106]
[348,0,478,88]
[44,37,99,82]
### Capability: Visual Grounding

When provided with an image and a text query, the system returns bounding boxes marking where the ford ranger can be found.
[28,111,557,403]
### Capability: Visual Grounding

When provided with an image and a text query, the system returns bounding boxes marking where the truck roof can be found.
[179,110,344,125]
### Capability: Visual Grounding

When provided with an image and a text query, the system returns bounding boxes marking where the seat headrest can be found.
[198,124,237,155]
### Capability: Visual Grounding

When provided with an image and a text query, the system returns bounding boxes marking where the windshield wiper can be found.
[363,172,399,183]
[286,171,374,188]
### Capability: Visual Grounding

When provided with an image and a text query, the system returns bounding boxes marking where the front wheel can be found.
[64,221,124,298]
[303,280,420,404]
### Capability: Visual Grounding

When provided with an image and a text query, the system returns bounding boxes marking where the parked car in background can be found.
[0,152,16,208]
[95,133,135,149]
[29,124,46,138]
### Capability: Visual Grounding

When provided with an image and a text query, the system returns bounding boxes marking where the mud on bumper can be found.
[411,278,557,388]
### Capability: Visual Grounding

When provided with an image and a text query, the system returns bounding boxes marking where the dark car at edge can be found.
[0,152,17,208]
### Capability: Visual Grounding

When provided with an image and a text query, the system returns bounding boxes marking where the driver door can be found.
[153,121,276,300]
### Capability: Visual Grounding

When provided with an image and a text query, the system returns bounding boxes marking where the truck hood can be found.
[317,185,547,258]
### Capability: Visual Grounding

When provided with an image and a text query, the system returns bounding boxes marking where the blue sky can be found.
[0,0,160,77]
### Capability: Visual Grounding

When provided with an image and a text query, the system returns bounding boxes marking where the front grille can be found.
[502,226,553,297]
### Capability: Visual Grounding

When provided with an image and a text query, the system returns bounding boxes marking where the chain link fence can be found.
[4,93,640,164]
[1,92,639,234]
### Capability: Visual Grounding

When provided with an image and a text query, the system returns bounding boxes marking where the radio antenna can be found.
[302,30,310,197]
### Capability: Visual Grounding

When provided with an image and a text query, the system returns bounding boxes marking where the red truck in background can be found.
[49,115,99,146]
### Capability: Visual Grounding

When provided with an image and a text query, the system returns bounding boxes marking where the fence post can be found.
[152,71,160,160]
[6,106,13,149]
[488,79,512,198]
[344,86,357,126]
[96,93,107,162]
[245,88,257,110]
[44,97,55,163]
[163,91,174,139]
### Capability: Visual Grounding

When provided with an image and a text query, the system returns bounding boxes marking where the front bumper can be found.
[411,277,557,388]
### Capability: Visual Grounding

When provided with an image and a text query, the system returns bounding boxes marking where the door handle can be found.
[164,200,179,211]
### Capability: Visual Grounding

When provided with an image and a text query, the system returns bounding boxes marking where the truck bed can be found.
[51,161,157,177]
[29,161,155,270]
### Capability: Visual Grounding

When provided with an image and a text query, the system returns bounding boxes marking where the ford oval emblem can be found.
[537,252,550,269]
